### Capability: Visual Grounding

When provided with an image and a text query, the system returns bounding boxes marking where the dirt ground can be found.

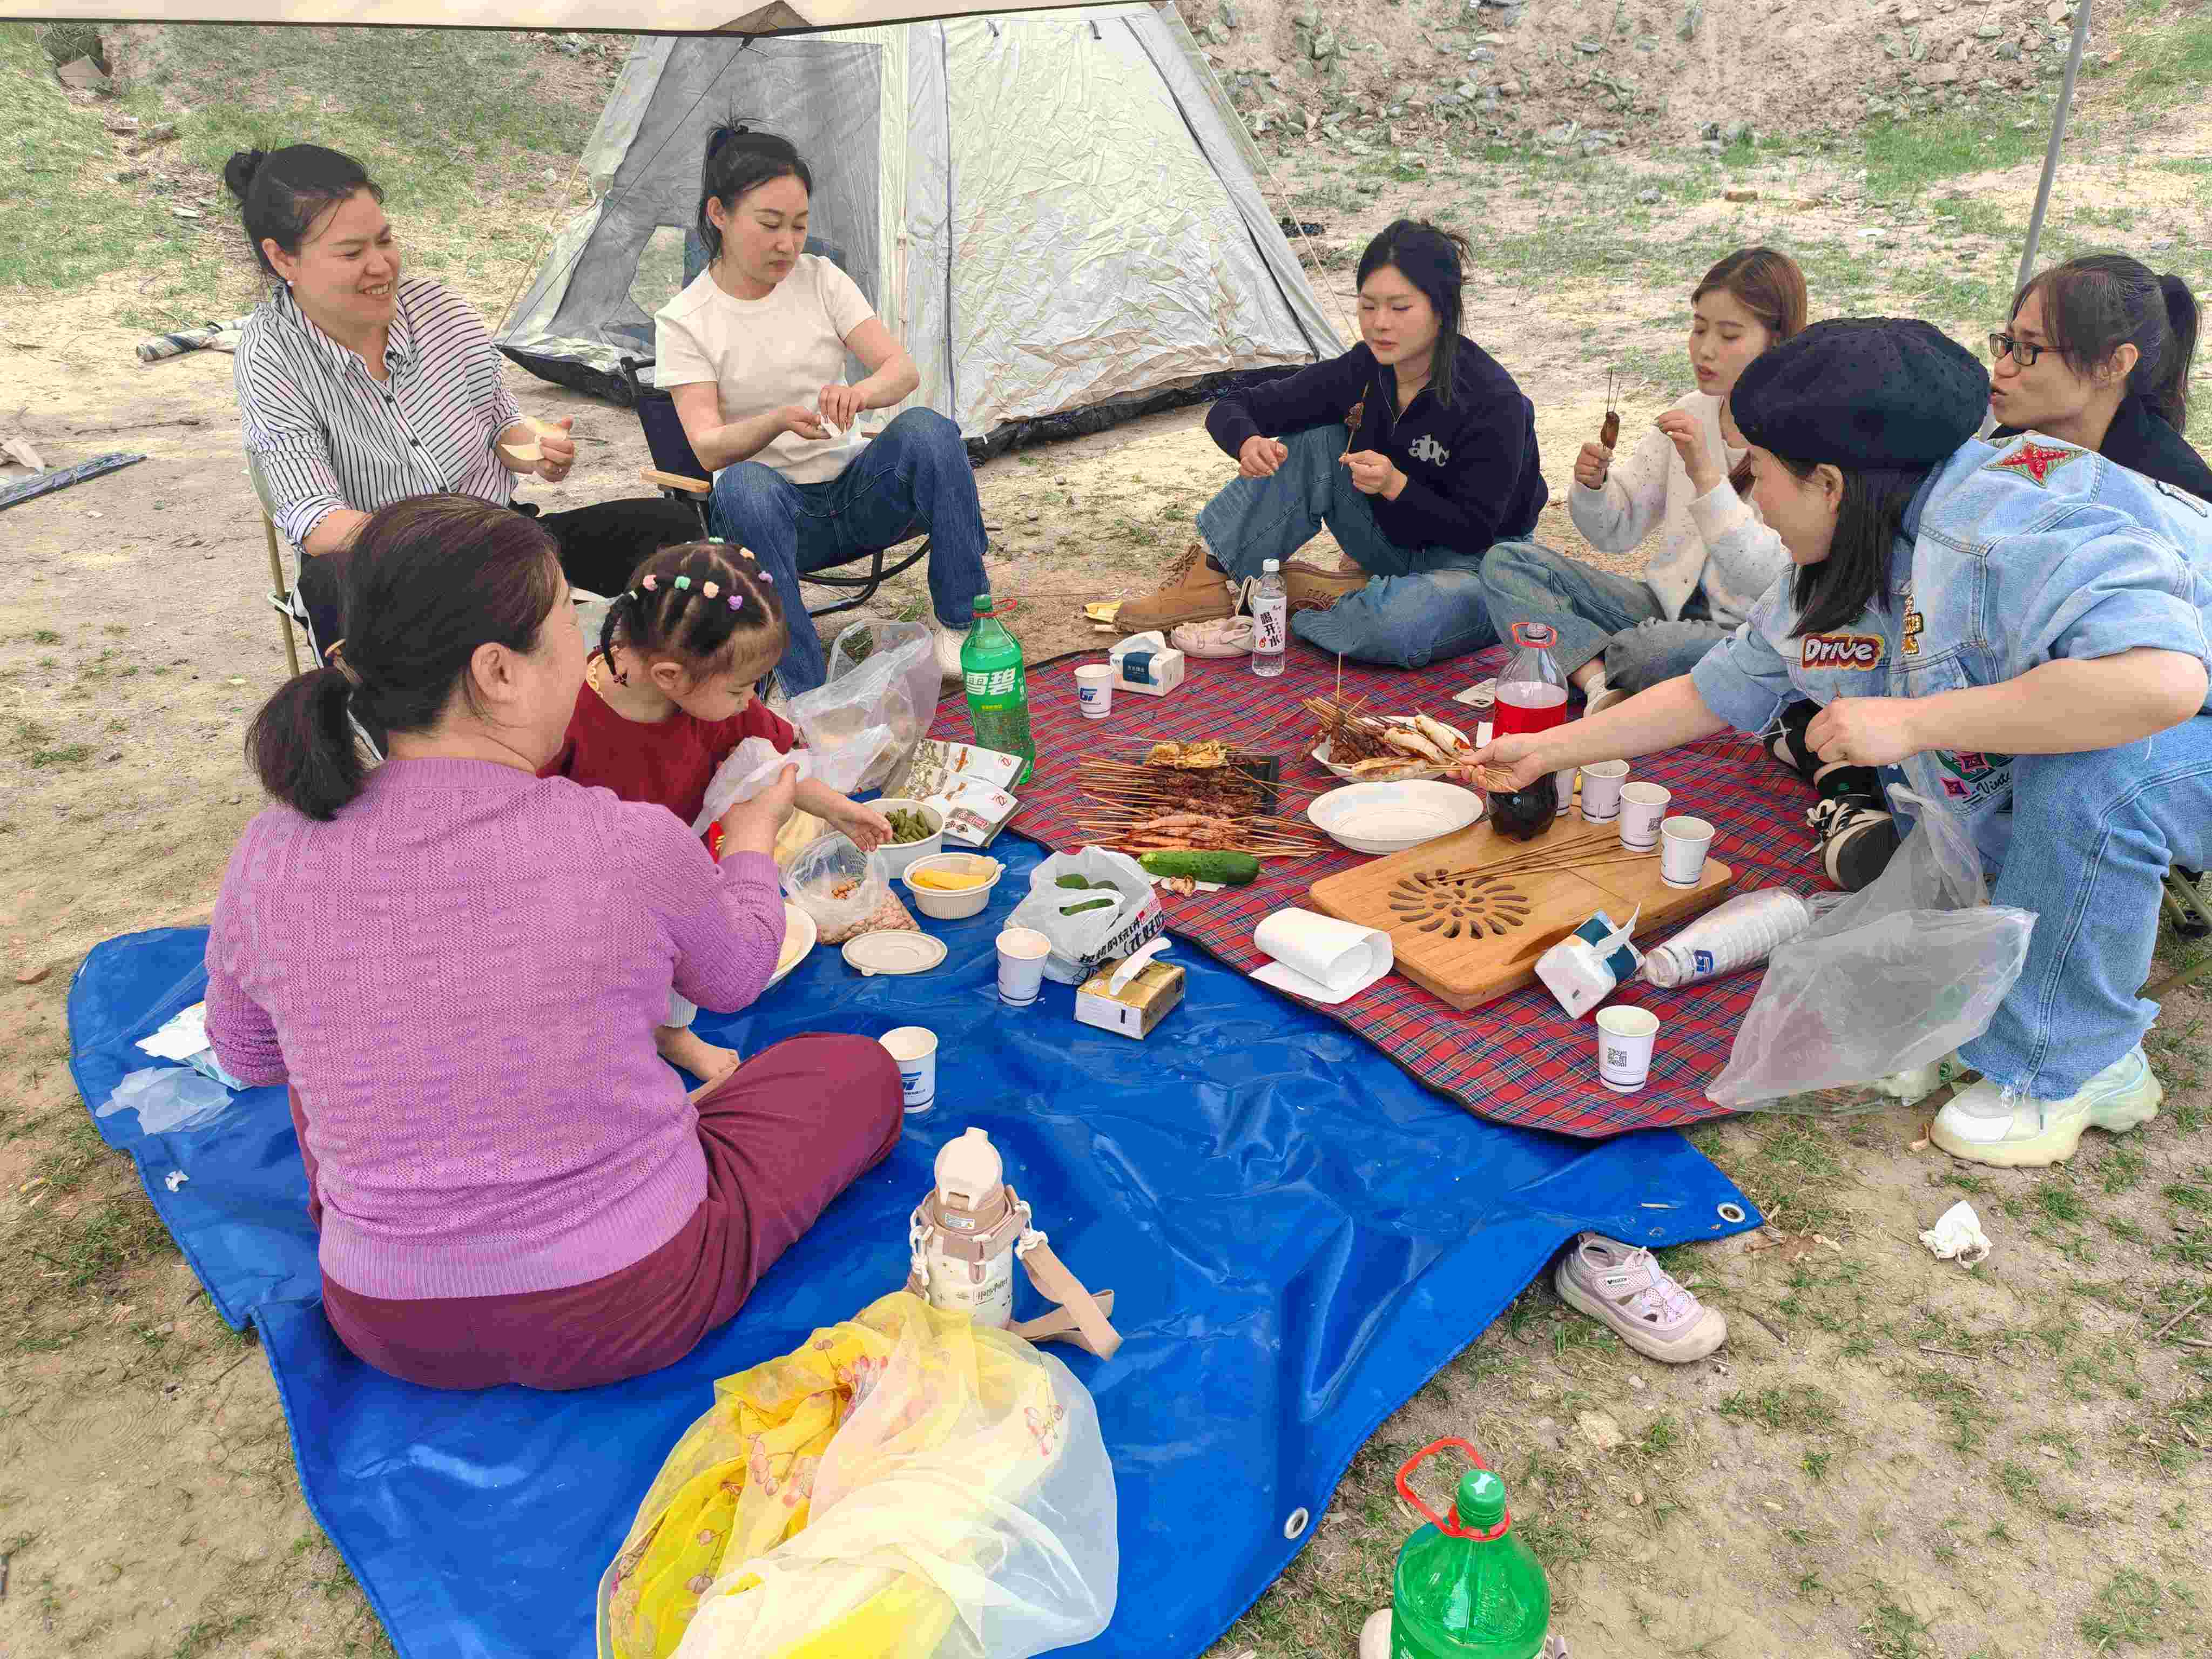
[4,6,2211,1658]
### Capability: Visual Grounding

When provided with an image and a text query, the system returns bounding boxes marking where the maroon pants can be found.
[301,1034,903,1391]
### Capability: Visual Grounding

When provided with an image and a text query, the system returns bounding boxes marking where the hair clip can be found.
[674,575,691,591]
[702,581,720,599]
[641,574,659,591]
[727,593,742,611]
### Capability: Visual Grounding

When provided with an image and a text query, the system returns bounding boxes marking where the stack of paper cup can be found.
[1618,783,1671,851]
[996,927,1051,1006]
[1660,816,1715,888]
[1595,1006,1660,1092]
[1578,760,1628,823]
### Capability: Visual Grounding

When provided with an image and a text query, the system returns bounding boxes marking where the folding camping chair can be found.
[246,451,386,761]
[618,356,929,622]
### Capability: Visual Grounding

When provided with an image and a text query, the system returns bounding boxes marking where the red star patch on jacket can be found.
[1985,439,2082,486]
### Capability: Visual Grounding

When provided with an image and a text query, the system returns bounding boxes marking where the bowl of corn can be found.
[900,852,1004,920]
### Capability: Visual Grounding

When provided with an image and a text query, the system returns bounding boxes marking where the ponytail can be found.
[2156,273,2200,429]
[246,665,371,821]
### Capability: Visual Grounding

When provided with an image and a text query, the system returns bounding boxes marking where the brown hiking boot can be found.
[1115,543,1235,631]
[1286,557,1369,612]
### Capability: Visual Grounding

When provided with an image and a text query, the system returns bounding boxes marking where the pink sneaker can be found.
[1553,1234,1726,1363]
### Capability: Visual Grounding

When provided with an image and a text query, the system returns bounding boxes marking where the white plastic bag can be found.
[1006,849,1166,984]
[99,1066,233,1134]
[789,621,940,792]
[1707,761,2035,1115]
[783,833,917,945]
[689,734,898,837]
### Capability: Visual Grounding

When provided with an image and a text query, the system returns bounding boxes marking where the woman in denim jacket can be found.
[1467,318,2212,1169]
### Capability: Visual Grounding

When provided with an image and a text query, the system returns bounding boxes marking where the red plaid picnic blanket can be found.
[929,640,1823,1136]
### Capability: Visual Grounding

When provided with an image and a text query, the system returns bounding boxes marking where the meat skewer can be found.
[1599,367,1620,451]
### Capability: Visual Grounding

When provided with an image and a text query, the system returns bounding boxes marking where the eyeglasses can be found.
[1987,332,2045,367]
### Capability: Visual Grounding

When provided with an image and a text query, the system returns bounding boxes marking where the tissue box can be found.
[1108,631,1186,698]
[1075,957,1186,1040]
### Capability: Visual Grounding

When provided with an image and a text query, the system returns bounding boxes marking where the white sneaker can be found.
[1586,686,1631,718]
[933,621,966,682]
[1929,1046,2162,1167]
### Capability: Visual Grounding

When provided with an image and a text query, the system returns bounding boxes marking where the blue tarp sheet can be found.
[68,835,1758,1659]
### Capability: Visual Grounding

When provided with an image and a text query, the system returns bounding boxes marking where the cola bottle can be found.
[1487,623,1569,840]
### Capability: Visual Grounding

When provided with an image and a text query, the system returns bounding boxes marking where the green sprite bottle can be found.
[960,594,1034,786]
[1360,1440,1551,1659]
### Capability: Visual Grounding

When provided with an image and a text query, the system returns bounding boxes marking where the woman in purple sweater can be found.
[205,495,902,1391]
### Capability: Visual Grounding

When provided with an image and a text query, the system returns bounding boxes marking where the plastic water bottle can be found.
[1359,1440,1552,1659]
[1251,558,1287,678]
[961,594,1035,785]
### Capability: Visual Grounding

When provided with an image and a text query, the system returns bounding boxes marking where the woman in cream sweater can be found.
[1482,248,1806,710]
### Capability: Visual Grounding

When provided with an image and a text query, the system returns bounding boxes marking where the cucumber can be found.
[1138,851,1262,886]
[1055,874,1095,891]
[1061,896,1117,914]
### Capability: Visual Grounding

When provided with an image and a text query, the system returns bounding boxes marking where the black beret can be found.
[1731,317,1990,469]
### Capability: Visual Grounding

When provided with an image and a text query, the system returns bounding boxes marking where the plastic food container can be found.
[869,798,946,880]
[901,852,1004,919]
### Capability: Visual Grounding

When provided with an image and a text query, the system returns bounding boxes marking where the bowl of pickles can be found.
[868,798,946,880]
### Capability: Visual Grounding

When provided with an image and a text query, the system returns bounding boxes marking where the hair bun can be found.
[222,148,268,202]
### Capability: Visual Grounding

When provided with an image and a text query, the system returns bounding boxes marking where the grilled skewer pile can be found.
[1076,752,1325,857]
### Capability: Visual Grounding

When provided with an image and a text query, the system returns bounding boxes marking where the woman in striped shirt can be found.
[227,145,698,655]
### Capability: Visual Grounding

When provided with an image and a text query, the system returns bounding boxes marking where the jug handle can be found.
[1394,1437,1513,1540]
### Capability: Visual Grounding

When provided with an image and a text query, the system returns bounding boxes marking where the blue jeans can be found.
[1962,718,2212,1096]
[1193,424,1503,669]
[709,409,987,695]
[1480,541,1733,691]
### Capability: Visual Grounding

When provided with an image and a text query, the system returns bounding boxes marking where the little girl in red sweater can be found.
[542,541,889,1087]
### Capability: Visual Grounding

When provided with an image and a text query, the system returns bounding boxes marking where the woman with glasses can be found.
[1985,254,2211,502]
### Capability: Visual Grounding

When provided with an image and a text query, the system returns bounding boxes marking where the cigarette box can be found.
[1075,956,1186,1040]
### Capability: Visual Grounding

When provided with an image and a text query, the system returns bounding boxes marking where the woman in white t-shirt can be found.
[655,126,988,694]
[1481,248,1806,711]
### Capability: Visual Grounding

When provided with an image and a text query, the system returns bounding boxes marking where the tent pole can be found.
[2014,0,2093,295]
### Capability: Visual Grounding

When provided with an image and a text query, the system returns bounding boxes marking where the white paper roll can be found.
[1251,908,1395,1004]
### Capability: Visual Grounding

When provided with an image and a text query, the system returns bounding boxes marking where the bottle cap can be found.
[1263,559,1280,572]
[973,595,993,615]
[1455,1468,1507,1529]
[934,1126,1003,1208]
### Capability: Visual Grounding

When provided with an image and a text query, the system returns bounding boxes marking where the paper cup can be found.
[1596,1005,1660,1092]
[996,927,1051,1007]
[1553,764,1577,815]
[880,1026,939,1112]
[1618,782,1671,851]
[1579,760,1628,822]
[1074,663,1114,720]
[1660,815,1715,888]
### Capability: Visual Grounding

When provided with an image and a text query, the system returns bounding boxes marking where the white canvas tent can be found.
[490,3,1340,452]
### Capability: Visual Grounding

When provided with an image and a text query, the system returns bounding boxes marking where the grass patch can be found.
[1717,1384,1841,1434]
[27,744,92,768]
[1862,109,2051,199]
[1860,1581,1934,1659]
[23,1193,173,1290]
[2121,10,2212,103]
[2078,1568,2186,1649]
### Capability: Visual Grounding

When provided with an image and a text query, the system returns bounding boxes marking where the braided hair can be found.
[600,542,787,686]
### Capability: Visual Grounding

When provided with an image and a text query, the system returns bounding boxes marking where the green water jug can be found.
[1386,1439,1550,1659]
[959,594,1034,786]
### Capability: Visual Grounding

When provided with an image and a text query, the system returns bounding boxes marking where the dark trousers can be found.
[293,496,703,659]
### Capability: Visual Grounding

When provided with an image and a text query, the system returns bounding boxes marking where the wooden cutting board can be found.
[1307,812,1735,1010]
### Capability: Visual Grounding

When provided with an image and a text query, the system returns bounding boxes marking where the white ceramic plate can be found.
[1307,780,1485,855]
[841,930,949,976]
[764,902,816,991]
[1311,714,1472,783]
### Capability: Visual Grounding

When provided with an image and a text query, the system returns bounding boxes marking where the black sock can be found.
[1203,554,1227,575]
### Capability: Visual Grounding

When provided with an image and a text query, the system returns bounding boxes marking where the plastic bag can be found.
[1006,848,1166,985]
[689,734,898,837]
[1707,762,2035,1115]
[788,621,939,792]
[596,1292,1116,1659]
[784,833,918,945]
[98,1065,233,1134]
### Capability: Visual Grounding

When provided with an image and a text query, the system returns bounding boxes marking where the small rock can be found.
[1219,0,1239,24]
[1895,3,1923,21]
[1455,79,1480,96]
[170,205,203,221]
[1628,1374,1648,1390]
[1629,1488,1645,1506]
[1496,79,1522,95]
[1978,77,2001,91]
[1637,187,1661,204]
[1471,45,1495,61]
[1577,1411,1626,1451]
[1435,91,1466,107]
[2038,1445,2060,1459]
[1976,21,2002,37]
[1677,0,1703,41]
[1997,41,2021,58]
[1574,37,1604,52]
[15,964,50,986]
[1697,119,1722,139]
